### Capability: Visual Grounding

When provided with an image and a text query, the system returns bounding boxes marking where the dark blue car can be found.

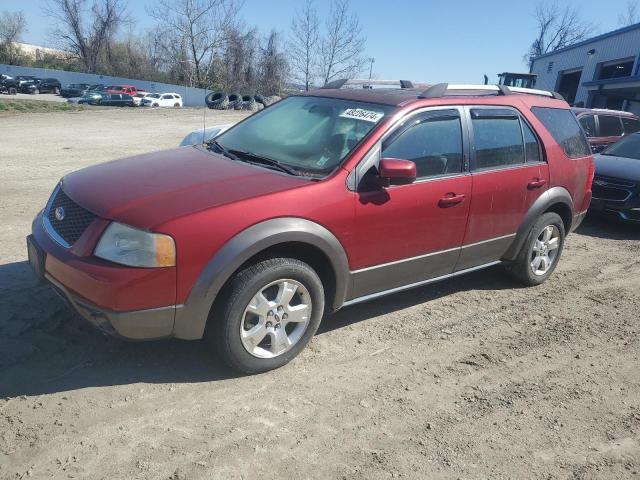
[591,133,640,223]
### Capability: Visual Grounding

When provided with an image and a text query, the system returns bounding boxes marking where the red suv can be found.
[106,85,139,96]
[27,81,594,373]
[573,107,640,153]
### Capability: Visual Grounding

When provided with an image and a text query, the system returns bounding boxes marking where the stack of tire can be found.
[205,91,281,111]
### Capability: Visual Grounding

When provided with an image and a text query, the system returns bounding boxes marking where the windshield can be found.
[215,96,393,174]
[602,133,640,160]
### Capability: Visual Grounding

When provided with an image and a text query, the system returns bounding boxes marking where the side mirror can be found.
[378,158,416,187]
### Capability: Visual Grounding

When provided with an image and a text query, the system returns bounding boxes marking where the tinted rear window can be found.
[531,107,590,158]
[598,115,623,137]
[622,117,640,134]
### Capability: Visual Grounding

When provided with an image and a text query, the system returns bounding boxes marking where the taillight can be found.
[585,159,595,192]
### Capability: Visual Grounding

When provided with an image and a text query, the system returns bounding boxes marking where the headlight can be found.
[95,222,175,267]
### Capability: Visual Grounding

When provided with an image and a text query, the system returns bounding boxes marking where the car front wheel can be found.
[509,212,565,286]
[207,257,325,373]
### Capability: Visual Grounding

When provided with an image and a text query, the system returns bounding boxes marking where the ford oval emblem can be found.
[54,206,66,221]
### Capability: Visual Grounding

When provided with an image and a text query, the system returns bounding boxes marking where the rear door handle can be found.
[527,179,547,189]
[438,193,466,207]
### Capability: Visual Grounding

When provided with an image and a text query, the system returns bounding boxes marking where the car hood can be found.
[594,154,640,182]
[62,146,309,228]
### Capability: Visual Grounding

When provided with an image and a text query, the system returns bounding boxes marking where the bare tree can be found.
[260,30,288,95]
[149,0,238,87]
[619,1,639,26]
[45,0,129,73]
[525,3,596,66]
[0,10,27,64]
[289,0,319,91]
[319,0,366,85]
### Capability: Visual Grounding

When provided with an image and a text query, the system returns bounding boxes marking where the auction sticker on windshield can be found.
[340,108,385,123]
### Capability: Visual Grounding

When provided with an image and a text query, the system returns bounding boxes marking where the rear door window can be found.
[622,117,640,134]
[598,115,623,137]
[522,121,542,163]
[531,107,591,158]
[579,115,596,137]
[471,109,524,170]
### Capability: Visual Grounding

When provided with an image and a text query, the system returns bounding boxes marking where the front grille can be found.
[592,175,635,202]
[46,187,97,246]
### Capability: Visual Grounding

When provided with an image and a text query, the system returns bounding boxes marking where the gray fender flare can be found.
[172,217,350,340]
[502,186,574,262]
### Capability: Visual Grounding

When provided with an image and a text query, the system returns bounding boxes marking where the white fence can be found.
[0,64,210,107]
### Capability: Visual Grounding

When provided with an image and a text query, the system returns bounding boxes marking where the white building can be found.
[530,23,640,115]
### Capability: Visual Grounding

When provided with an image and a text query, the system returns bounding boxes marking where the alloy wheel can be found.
[530,225,560,276]
[240,279,312,359]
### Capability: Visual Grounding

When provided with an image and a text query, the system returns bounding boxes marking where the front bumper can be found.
[589,196,640,224]
[45,269,176,339]
[29,209,179,340]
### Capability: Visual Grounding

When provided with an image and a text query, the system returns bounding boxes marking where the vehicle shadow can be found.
[1,260,518,398]
[576,214,640,240]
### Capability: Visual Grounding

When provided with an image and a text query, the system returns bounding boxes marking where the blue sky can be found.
[15,0,627,83]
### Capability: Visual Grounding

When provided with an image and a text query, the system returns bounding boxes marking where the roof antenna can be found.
[202,82,207,144]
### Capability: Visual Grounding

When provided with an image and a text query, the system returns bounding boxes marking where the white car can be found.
[132,91,152,106]
[179,124,234,146]
[141,92,183,108]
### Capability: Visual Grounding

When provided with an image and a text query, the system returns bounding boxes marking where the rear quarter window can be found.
[531,107,591,158]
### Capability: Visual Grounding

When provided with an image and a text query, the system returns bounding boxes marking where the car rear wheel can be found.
[509,212,565,286]
[207,257,325,373]
[174,103,180,108]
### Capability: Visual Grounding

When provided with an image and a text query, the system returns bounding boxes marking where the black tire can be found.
[8,87,17,95]
[174,103,180,108]
[207,257,325,374]
[509,212,565,286]
[54,87,60,95]
[241,95,257,111]
[227,93,242,110]
[205,91,228,110]
[254,94,266,106]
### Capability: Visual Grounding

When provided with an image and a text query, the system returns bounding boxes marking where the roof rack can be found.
[322,78,414,89]
[418,83,565,101]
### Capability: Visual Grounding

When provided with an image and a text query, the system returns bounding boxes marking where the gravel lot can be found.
[1,107,639,480]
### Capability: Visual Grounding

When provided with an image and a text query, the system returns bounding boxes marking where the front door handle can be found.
[527,178,547,189]
[438,193,466,208]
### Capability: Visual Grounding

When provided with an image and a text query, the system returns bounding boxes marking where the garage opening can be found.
[556,69,582,105]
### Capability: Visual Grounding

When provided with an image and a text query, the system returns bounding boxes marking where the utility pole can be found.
[368,58,375,79]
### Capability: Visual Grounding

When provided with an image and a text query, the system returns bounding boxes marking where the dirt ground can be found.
[1,107,639,480]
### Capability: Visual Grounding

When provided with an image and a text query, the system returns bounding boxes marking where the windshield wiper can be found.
[207,140,240,161]
[227,149,300,176]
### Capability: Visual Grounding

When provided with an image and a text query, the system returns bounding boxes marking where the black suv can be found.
[21,78,62,95]
[1,75,36,94]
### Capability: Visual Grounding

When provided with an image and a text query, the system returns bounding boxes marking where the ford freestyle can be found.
[28,80,594,373]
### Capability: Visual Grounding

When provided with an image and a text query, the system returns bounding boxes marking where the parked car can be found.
[141,92,183,108]
[79,92,135,107]
[20,78,62,94]
[180,124,234,146]
[60,83,91,98]
[573,108,640,153]
[589,132,640,223]
[132,91,155,106]
[106,85,139,96]
[70,91,104,104]
[27,82,593,373]
[1,75,36,94]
